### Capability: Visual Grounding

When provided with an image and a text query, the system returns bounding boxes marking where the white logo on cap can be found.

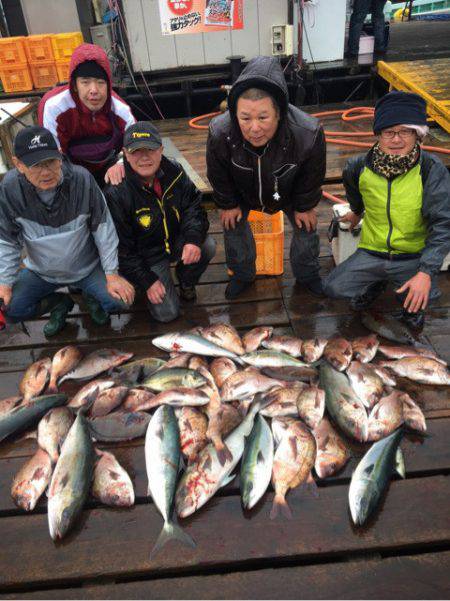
[30,135,42,145]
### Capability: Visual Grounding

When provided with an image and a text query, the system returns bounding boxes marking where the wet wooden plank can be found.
[4,551,448,600]
[0,417,448,514]
[0,475,448,588]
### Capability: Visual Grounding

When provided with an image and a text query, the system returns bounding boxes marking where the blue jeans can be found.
[348,0,387,55]
[6,264,127,323]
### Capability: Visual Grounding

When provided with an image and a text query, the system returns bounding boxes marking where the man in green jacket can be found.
[324,91,450,329]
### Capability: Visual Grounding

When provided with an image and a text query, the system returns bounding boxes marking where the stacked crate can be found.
[0,37,33,93]
[0,32,83,93]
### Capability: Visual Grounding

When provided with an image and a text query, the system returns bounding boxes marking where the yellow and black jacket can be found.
[104,156,209,289]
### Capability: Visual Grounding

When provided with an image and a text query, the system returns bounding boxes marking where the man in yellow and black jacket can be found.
[104,122,215,322]
[324,92,450,329]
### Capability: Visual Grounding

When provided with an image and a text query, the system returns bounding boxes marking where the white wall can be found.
[123,0,288,71]
[298,0,347,63]
[21,0,81,34]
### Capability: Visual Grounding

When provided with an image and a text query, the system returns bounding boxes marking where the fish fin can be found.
[149,520,196,560]
[270,494,292,520]
[395,448,406,478]
[217,443,233,466]
[219,473,236,489]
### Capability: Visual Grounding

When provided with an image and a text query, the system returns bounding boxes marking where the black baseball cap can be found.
[123,121,162,152]
[14,126,61,167]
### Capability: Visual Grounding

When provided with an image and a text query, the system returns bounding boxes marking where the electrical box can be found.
[271,25,294,56]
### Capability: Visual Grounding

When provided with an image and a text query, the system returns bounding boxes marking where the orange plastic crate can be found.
[55,59,70,82]
[51,32,83,60]
[248,210,284,275]
[0,36,27,67]
[0,64,33,92]
[29,60,58,89]
[24,35,54,63]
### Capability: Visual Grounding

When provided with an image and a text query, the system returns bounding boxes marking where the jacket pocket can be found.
[272,164,298,203]
[231,159,254,193]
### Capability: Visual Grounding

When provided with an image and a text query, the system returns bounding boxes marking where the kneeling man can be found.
[324,91,450,329]
[105,122,215,322]
[0,126,134,337]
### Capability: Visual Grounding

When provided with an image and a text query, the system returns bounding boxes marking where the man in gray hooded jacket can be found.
[0,126,134,337]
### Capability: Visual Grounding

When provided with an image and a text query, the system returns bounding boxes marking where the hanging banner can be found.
[159,0,244,35]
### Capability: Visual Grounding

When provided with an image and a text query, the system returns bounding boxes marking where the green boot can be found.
[84,294,109,326]
[39,293,74,337]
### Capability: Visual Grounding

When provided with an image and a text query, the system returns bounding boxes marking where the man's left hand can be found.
[396,271,431,313]
[106,274,135,305]
[104,162,125,186]
[181,244,201,265]
[294,208,317,232]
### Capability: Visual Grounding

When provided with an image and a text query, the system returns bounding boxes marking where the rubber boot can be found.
[38,293,74,338]
[84,294,109,326]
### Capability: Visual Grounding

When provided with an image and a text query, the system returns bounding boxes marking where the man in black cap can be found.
[104,121,215,323]
[324,91,450,329]
[0,126,134,337]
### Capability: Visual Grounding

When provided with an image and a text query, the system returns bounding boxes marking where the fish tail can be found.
[150,520,196,560]
[216,441,233,466]
[270,493,292,520]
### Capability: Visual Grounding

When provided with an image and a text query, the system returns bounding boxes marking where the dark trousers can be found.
[347,0,387,55]
[223,209,320,283]
[145,235,216,323]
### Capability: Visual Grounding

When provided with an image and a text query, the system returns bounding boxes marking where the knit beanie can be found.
[373,91,427,134]
[72,60,108,82]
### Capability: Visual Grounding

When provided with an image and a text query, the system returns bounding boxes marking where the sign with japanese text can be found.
[159,0,244,35]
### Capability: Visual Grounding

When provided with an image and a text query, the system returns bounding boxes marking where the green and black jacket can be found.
[104,156,209,289]
[343,148,450,275]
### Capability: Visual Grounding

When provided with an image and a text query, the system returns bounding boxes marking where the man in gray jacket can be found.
[0,126,134,337]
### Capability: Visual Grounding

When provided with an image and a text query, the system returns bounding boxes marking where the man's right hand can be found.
[220,207,242,231]
[0,285,12,307]
[339,211,361,231]
[147,280,166,304]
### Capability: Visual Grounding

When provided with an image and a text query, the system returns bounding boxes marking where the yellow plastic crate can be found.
[51,32,83,60]
[55,59,70,82]
[24,35,54,63]
[0,64,33,92]
[0,36,27,67]
[29,60,58,89]
[249,210,284,275]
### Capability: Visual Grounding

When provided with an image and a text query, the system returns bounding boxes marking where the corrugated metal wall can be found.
[123,0,288,71]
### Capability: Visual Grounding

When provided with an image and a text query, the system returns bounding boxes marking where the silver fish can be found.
[349,428,404,526]
[241,350,308,368]
[142,367,207,392]
[92,449,134,507]
[152,332,241,360]
[88,411,151,442]
[59,349,133,383]
[145,405,195,557]
[361,311,421,346]
[241,414,274,509]
[48,411,94,540]
[0,394,67,443]
[11,448,53,511]
[319,364,368,443]
[37,406,74,463]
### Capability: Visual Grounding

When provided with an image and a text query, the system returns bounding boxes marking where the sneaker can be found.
[350,281,387,311]
[401,309,425,331]
[84,294,109,326]
[225,279,254,300]
[296,277,325,298]
[43,295,74,337]
[179,282,197,302]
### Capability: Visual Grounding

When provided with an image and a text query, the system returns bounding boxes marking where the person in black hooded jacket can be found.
[207,56,326,299]
[104,122,215,323]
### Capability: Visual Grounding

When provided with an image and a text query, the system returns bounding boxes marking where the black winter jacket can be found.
[104,156,209,289]
[206,56,326,214]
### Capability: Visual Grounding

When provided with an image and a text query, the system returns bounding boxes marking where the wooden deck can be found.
[156,103,450,193]
[0,193,449,599]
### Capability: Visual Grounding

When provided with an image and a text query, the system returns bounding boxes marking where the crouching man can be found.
[104,122,215,323]
[324,91,450,329]
[0,126,134,337]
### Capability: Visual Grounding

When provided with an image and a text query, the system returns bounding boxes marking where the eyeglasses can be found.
[380,129,416,140]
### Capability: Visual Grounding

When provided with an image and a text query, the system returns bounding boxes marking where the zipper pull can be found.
[273,178,280,202]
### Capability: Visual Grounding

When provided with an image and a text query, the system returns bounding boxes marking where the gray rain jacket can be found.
[0,160,119,286]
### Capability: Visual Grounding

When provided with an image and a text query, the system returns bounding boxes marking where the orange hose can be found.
[322,190,348,204]
[189,111,221,129]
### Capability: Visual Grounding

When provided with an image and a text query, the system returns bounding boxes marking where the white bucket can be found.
[359,34,374,55]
